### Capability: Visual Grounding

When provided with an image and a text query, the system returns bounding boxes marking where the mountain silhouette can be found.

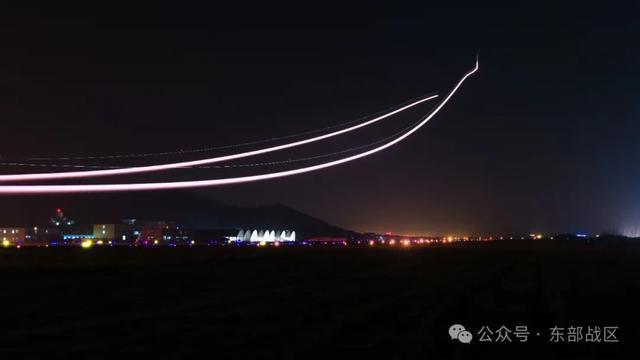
[0,191,351,239]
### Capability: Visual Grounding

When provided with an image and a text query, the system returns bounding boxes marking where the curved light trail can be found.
[0,107,432,171]
[0,59,478,194]
[0,94,439,182]
[27,93,436,161]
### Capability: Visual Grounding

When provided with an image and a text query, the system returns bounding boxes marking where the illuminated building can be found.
[139,222,164,245]
[133,221,189,246]
[0,227,26,246]
[93,224,116,241]
[32,227,62,245]
[231,229,296,243]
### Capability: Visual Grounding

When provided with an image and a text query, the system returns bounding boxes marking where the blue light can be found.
[62,234,95,240]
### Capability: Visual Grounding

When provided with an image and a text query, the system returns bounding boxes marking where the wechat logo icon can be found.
[449,324,473,344]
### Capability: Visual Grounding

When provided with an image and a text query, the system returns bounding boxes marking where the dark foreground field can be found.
[1,241,638,359]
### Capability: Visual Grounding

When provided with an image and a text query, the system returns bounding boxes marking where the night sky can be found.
[1,2,639,236]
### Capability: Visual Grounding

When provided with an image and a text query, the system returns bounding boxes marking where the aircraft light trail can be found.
[0,94,439,182]
[26,93,437,161]
[0,59,477,193]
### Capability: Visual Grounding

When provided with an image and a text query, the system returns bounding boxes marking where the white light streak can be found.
[0,94,439,182]
[0,115,421,171]
[0,59,477,193]
[27,94,436,161]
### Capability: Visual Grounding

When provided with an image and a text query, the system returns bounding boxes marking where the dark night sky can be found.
[1,1,639,236]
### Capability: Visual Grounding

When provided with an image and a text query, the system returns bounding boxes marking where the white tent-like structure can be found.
[231,229,296,243]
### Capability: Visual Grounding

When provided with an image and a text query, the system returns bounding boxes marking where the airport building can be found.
[1,227,27,246]
[133,221,190,245]
[230,229,296,243]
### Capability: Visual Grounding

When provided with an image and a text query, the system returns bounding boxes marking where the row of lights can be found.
[1,234,602,250]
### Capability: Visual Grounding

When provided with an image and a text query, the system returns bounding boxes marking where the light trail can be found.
[0,109,432,171]
[0,59,477,194]
[26,93,436,161]
[0,94,439,182]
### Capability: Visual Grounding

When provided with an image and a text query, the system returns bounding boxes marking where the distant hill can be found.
[0,191,352,239]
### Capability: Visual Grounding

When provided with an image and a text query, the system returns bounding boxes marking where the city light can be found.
[0,226,610,249]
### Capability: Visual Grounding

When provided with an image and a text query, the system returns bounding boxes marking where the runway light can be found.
[369,240,375,246]
[2,239,10,247]
[259,241,267,247]
[96,240,104,245]
[389,239,396,245]
[81,239,93,249]
[153,240,159,245]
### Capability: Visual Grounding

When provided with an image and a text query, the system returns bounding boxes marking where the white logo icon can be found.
[458,330,473,344]
[449,324,473,344]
